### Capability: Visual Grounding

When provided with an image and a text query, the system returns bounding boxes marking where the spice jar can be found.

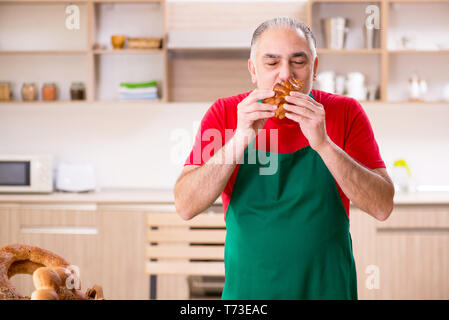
[0,82,12,101]
[42,83,57,101]
[70,82,85,100]
[22,83,38,101]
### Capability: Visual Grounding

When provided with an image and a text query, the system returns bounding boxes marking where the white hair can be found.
[250,17,317,63]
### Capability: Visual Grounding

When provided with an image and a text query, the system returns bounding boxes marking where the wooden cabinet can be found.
[3,200,449,300]
[8,204,101,297]
[0,204,15,247]
[0,0,167,103]
[2,203,151,299]
[350,205,449,299]
[2,0,448,104]
[98,205,148,300]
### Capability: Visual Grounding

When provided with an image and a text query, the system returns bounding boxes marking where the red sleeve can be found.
[184,99,225,166]
[343,98,386,169]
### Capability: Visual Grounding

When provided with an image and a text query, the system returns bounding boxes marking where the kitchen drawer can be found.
[14,203,98,228]
[374,206,449,231]
[350,206,449,300]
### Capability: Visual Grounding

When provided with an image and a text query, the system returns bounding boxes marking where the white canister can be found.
[316,71,336,93]
[442,84,449,102]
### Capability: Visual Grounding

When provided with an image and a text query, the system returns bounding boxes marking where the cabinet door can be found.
[351,206,449,300]
[374,206,449,299]
[0,204,16,247]
[9,204,101,298]
[98,205,148,300]
[349,207,379,300]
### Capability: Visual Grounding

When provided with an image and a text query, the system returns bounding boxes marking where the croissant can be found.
[262,78,304,119]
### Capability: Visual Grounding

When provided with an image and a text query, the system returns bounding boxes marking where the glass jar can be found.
[42,83,57,101]
[0,82,12,101]
[22,83,37,101]
[70,82,85,100]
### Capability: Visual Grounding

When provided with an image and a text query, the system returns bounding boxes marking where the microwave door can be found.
[0,161,31,186]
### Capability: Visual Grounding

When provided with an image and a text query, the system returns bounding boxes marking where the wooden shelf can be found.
[167,46,250,51]
[311,0,382,2]
[93,48,163,54]
[0,0,88,2]
[0,50,88,55]
[389,0,449,2]
[2,0,449,103]
[0,101,87,104]
[0,0,161,2]
[317,49,382,54]
[388,50,449,54]
[93,0,162,3]
[0,100,163,105]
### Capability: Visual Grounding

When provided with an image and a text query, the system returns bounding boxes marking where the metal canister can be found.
[322,17,347,50]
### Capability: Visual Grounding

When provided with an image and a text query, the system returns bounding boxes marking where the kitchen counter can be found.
[0,189,448,206]
[0,188,181,205]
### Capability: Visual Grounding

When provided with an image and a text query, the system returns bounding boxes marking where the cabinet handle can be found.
[377,227,449,234]
[19,204,97,211]
[20,226,98,235]
[99,204,177,212]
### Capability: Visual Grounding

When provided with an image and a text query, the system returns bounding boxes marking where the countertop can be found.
[0,188,448,206]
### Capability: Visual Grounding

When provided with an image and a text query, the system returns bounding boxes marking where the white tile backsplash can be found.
[1,101,448,189]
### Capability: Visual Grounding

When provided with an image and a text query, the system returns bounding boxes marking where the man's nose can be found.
[279,61,292,80]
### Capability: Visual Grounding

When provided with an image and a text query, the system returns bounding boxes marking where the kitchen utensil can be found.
[111,35,126,49]
[367,85,378,101]
[322,17,348,50]
[364,25,376,49]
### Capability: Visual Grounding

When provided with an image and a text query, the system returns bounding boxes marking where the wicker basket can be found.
[128,37,162,49]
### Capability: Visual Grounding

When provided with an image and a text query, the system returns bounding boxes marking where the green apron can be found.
[221,93,358,300]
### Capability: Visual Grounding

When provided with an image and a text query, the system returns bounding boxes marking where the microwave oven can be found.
[0,155,53,193]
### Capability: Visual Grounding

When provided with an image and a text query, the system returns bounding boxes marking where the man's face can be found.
[249,27,318,94]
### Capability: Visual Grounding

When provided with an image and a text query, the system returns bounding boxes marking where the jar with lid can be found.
[22,83,38,101]
[70,82,85,100]
[0,82,12,101]
[42,83,57,101]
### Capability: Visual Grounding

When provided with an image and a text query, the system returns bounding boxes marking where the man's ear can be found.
[248,59,257,84]
[313,56,319,81]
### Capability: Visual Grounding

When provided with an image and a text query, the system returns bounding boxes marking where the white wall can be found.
[1,101,449,190]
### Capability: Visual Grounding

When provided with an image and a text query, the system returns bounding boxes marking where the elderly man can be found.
[174,17,394,300]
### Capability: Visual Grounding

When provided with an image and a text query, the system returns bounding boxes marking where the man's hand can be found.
[283,92,394,220]
[283,91,329,152]
[236,89,277,140]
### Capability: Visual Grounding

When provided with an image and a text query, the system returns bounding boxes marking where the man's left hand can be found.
[283,92,329,153]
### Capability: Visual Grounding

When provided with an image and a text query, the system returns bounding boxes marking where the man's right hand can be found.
[235,89,277,140]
